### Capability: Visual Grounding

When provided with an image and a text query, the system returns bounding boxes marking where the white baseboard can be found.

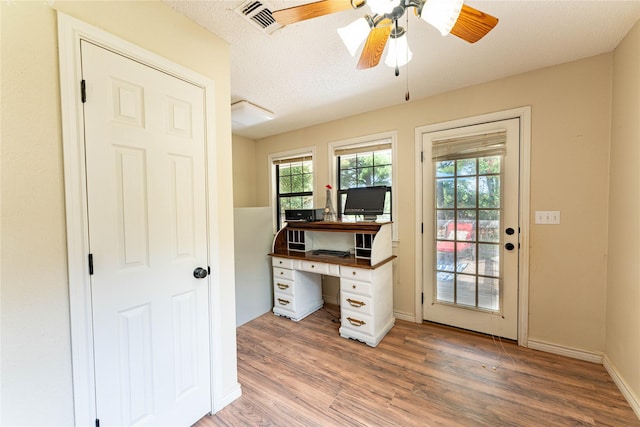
[527,339,603,364]
[603,355,640,419]
[528,339,640,421]
[393,310,418,323]
[212,383,242,413]
[322,294,339,305]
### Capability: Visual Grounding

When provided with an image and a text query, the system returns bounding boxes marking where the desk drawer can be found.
[300,260,329,275]
[341,291,372,316]
[273,267,293,280]
[274,291,294,309]
[272,257,294,269]
[340,309,374,336]
[273,278,294,296]
[273,291,296,317]
[340,278,372,297]
[340,266,373,283]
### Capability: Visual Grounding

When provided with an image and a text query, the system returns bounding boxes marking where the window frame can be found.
[269,147,316,232]
[328,131,398,242]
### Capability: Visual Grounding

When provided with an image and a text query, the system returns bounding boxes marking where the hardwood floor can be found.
[195,306,639,427]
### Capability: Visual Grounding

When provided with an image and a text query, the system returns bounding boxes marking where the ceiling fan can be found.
[272,0,499,72]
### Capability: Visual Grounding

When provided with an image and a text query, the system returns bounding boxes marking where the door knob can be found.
[505,243,515,251]
[193,267,208,279]
[505,227,515,235]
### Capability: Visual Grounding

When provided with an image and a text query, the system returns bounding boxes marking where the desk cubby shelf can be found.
[269,221,395,347]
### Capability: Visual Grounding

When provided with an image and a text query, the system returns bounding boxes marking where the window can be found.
[273,154,314,229]
[432,130,506,311]
[329,132,397,237]
[337,147,392,221]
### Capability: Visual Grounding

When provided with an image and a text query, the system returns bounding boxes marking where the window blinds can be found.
[272,155,312,165]
[431,130,507,161]
[334,141,392,156]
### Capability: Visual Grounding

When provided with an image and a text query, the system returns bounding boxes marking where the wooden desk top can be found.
[283,220,390,233]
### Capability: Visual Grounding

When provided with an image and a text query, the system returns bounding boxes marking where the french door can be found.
[422,118,520,339]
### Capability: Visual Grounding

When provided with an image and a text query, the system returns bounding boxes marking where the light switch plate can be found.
[535,211,561,224]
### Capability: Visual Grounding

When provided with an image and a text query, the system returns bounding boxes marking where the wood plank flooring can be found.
[195,306,639,427]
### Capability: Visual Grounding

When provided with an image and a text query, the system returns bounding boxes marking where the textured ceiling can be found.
[164,0,640,140]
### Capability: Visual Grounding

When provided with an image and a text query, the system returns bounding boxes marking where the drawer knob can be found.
[311,264,315,268]
[346,317,366,327]
[277,298,290,306]
[346,298,365,308]
[277,283,289,290]
[280,271,284,275]
[352,271,356,275]
[352,285,356,289]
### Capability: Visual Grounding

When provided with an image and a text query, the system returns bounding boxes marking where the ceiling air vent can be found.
[235,1,282,35]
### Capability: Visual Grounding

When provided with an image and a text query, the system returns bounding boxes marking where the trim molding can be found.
[603,355,640,419]
[268,145,316,234]
[527,339,603,364]
[57,12,239,425]
[393,310,416,323]
[213,384,243,413]
[322,294,339,305]
[414,107,532,345]
[529,340,640,419]
[327,130,399,242]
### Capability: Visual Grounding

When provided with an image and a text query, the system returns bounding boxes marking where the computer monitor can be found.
[343,186,387,221]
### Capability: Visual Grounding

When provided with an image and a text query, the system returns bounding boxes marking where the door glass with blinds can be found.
[275,155,313,229]
[423,118,520,340]
[336,142,392,221]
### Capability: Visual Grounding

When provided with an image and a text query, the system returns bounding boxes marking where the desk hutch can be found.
[269,221,395,347]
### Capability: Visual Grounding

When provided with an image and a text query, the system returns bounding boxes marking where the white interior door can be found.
[422,118,520,339]
[81,40,211,426]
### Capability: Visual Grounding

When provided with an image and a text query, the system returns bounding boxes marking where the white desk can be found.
[269,221,395,347]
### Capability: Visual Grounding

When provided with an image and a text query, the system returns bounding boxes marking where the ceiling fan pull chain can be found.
[405,11,410,100]
[393,19,400,77]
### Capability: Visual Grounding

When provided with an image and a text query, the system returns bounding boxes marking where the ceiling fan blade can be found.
[450,3,499,43]
[356,25,392,70]
[273,0,355,26]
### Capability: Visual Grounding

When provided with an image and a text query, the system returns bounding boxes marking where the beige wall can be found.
[1,1,236,425]
[1,4,72,424]
[232,134,258,207]
[607,19,640,410]
[253,54,613,352]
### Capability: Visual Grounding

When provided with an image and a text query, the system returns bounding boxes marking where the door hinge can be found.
[421,223,424,234]
[421,292,424,304]
[81,80,87,103]
[420,151,424,162]
[95,418,100,427]
[207,266,211,275]
[88,253,94,275]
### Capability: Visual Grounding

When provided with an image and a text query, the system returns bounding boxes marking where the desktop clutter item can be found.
[324,184,337,222]
[285,208,325,222]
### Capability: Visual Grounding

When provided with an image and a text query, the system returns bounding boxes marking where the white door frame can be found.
[414,107,531,346]
[57,13,240,425]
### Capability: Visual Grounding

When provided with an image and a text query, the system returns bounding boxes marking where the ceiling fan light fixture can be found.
[337,17,371,56]
[420,0,463,35]
[384,32,412,68]
[368,0,401,16]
